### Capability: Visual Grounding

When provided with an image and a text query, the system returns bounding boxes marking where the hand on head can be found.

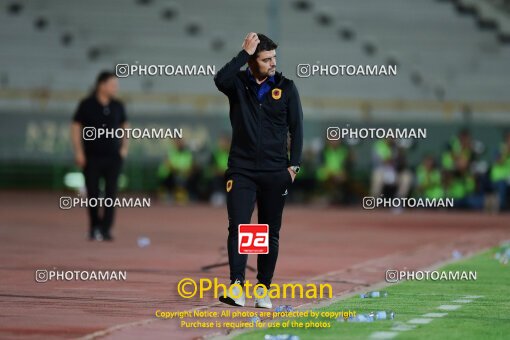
[242,32,259,55]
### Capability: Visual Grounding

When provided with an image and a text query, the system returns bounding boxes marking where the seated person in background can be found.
[442,169,482,210]
[316,138,353,204]
[490,131,510,211]
[208,133,230,206]
[441,129,475,173]
[415,154,444,200]
[157,139,197,204]
[441,129,483,210]
[370,138,412,199]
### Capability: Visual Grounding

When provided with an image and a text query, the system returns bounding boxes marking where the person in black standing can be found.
[71,71,129,241]
[214,33,303,308]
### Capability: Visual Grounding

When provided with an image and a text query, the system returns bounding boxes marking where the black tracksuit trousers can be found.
[225,166,293,288]
[83,156,123,236]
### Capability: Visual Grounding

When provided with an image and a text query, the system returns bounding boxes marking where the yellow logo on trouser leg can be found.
[226,179,233,192]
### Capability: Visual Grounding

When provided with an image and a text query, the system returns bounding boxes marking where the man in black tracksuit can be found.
[215,33,303,307]
[71,71,128,242]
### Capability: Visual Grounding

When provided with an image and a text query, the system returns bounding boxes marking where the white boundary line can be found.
[368,295,484,339]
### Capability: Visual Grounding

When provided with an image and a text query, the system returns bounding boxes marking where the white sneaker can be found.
[219,279,245,307]
[254,286,272,309]
[94,230,103,241]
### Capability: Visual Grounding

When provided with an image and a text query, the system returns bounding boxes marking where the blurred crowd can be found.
[411,129,510,212]
[156,130,510,212]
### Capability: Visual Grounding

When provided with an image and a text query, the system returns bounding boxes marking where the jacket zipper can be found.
[245,77,285,169]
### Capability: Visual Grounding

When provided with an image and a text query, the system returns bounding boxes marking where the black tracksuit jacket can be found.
[214,50,303,170]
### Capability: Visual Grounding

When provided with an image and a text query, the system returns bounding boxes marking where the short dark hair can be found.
[94,70,116,92]
[250,33,277,60]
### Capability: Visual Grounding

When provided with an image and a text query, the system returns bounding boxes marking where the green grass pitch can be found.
[235,246,510,339]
